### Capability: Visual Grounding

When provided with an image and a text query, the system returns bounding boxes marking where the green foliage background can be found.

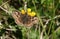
[0,0,60,39]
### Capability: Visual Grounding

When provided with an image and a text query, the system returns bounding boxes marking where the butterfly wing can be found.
[12,10,39,28]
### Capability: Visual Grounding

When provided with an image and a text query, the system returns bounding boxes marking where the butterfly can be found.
[12,10,38,28]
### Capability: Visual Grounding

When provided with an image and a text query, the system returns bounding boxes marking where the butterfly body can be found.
[12,10,38,28]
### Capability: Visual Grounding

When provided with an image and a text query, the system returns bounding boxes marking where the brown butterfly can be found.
[12,10,38,28]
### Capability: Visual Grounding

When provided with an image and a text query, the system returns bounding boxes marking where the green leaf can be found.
[41,0,46,4]
[0,0,2,5]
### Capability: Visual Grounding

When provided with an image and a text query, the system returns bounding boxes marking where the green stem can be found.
[32,0,44,27]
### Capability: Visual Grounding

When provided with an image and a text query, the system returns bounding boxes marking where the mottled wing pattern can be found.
[12,10,38,28]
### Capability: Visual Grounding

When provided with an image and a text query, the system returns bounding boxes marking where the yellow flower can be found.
[27,12,31,16]
[27,12,36,17]
[27,8,31,13]
[31,12,36,17]
[21,10,25,14]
